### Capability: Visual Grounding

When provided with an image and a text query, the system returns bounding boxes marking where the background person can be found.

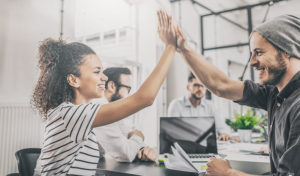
[168,72,231,141]
[94,67,157,162]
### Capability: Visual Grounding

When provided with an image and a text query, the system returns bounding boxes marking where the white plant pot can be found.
[238,129,252,143]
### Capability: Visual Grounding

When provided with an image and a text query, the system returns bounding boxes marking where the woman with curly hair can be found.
[32,10,175,175]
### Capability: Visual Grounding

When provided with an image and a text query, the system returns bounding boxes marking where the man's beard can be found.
[263,53,287,86]
[110,92,122,102]
[192,94,202,101]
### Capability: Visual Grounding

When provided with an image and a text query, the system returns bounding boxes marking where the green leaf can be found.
[227,109,263,130]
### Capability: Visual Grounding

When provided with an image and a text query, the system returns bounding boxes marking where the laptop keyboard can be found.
[188,154,216,159]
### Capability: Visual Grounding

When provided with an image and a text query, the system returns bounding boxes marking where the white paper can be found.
[163,147,197,173]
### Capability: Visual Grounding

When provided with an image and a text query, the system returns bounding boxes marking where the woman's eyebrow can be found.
[93,66,102,70]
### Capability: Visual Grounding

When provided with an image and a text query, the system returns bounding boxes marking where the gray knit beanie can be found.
[253,14,300,59]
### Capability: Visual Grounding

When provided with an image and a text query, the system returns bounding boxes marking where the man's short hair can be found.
[188,72,195,82]
[103,67,131,89]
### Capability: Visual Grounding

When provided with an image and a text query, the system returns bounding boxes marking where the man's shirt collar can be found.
[277,71,300,103]
[183,95,206,108]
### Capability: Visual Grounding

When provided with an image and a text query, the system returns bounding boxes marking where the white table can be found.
[218,141,270,174]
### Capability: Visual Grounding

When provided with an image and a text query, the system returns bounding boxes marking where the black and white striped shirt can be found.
[36,102,102,176]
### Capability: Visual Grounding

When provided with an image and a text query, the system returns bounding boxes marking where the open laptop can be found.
[159,117,220,173]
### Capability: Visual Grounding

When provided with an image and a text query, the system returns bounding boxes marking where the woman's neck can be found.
[73,92,91,105]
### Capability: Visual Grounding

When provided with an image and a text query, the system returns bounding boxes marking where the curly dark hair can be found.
[31,38,96,118]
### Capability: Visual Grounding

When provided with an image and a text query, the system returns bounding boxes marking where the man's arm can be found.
[127,130,157,161]
[206,158,262,176]
[175,26,244,101]
[94,124,146,162]
[128,129,144,141]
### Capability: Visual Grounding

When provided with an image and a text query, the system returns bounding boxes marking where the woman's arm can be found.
[92,10,176,127]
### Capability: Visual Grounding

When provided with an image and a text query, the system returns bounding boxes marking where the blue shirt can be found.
[168,95,230,135]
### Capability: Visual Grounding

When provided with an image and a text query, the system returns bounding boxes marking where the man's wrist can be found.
[181,45,192,53]
[226,168,238,176]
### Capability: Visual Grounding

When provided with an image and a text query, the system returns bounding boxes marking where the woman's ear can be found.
[67,74,80,88]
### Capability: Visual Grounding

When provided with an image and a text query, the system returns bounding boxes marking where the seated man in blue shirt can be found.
[168,72,231,141]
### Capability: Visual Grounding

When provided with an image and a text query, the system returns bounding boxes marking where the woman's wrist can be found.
[165,44,176,50]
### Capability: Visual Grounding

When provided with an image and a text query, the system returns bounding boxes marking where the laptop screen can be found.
[159,116,218,154]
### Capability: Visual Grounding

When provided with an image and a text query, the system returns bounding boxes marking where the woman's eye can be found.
[94,71,100,74]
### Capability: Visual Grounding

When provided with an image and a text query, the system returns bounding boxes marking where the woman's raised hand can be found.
[157,10,177,47]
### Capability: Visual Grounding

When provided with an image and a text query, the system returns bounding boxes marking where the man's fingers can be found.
[137,150,142,159]
[142,152,148,160]
[149,151,157,161]
[177,25,185,39]
[209,157,216,161]
[141,148,156,161]
[149,153,155,161]
[140,148,148,160]
[143,148,150,156]
[144,148,157,161]
[175,25,179,34]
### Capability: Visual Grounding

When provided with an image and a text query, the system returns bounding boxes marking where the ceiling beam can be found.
[190,0,247,31]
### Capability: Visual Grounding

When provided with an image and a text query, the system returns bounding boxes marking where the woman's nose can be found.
[101,73,108,81]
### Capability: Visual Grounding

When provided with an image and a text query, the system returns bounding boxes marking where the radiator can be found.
[0,104,43,176]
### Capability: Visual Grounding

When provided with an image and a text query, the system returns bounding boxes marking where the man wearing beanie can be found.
[169,13,300,175]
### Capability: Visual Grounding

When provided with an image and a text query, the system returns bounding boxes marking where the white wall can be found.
[0,0,75,174]
[0,0,75,104]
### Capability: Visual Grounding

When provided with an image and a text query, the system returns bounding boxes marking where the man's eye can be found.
[256,51,263,56]
[94,71,100,74]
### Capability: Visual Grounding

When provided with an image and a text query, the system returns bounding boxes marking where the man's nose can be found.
[250,55,258,67]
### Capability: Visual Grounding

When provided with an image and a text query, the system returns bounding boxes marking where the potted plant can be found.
[226,109,263,142]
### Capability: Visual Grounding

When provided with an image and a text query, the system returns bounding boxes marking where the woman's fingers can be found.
[162,10,168,28]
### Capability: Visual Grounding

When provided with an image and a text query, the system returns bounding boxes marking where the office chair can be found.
[15,148,41,176]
